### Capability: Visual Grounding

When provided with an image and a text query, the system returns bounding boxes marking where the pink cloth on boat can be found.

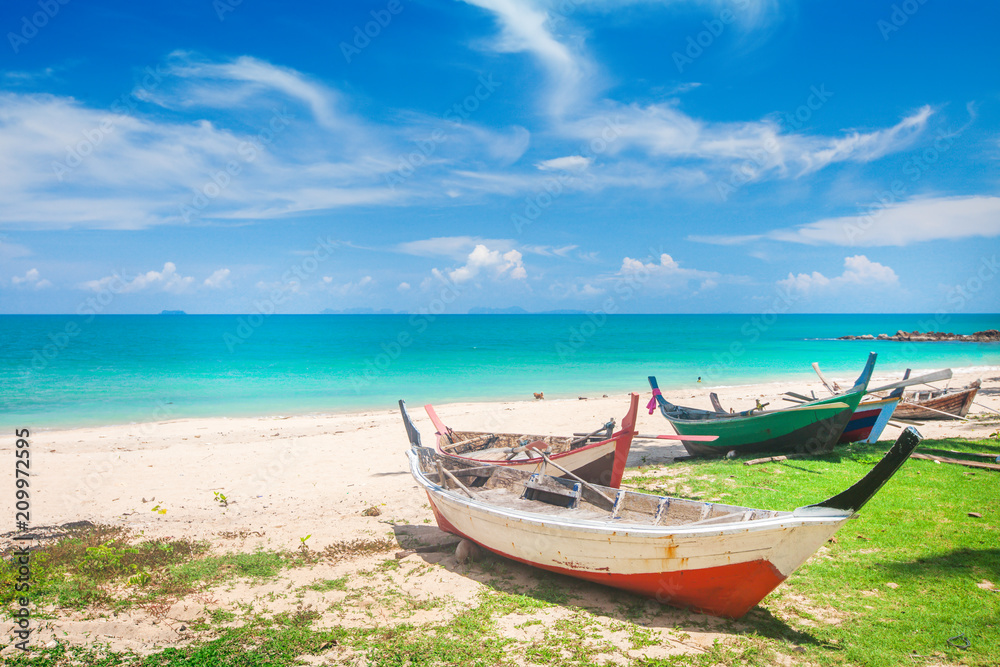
[647,388,662,414]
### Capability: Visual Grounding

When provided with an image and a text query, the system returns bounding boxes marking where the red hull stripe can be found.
[839,408,884,443]
[839,426,874,443]
[428,498,786,619]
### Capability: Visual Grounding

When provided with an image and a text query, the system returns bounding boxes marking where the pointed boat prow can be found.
[398,399,422,448]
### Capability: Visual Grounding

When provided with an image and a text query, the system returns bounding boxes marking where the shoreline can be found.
[5,367,995,547]
[11,363,1000,434]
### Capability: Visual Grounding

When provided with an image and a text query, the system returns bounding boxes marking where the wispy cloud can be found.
[321,275,374,295]
[692,195,1000,246]
[150,53,352,132]
[460,0,932,193]
[462,0,595,118]
[203,268,233,289]
[0,240,32,260]
[395,236,516,260]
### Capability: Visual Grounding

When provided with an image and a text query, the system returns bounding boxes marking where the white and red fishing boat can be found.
[407,426,922,618]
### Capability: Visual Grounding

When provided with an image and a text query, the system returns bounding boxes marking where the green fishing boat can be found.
[647,353,876,458]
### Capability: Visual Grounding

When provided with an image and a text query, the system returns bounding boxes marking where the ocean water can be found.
[1,314,998,430]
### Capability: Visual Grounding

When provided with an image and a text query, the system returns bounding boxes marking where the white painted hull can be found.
[409,448,850,617]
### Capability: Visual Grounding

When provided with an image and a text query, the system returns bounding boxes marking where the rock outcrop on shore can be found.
[837,329,1000,342]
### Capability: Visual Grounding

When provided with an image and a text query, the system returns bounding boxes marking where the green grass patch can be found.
[1,526,304,614]
[348,589,546,666]
[0,525,208,610]
[629,435,1000,667]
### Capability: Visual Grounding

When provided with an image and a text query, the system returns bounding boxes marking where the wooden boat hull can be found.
[673,406,855,457]
[426,494,837,618]
[839,396,900,444]
[893,381,980,420]
[409,427,922,618]
[649,354,876,457]
[413,394,639,488]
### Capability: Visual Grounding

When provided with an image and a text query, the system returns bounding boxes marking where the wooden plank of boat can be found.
[866,368,953,394]
[647,353,877,457]
[744,453,818,465]
[408,427,923,618]
[581,433,720,441]
[915,447,999,460]
[399,394,640,489]
[893,380,981,420]
[812,362,840,393]
[909,452,1000,471]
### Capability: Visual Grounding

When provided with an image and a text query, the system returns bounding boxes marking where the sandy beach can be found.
[4,367,998,660]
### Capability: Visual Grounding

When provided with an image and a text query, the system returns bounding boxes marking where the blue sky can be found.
[1,0,998,314]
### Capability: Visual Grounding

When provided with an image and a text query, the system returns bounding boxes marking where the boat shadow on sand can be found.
[391,523,822,648]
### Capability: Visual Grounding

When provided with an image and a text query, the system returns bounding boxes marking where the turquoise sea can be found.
[1,314,998,430]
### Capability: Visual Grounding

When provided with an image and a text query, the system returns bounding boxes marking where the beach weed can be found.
[208,608,237,624]
[303,575,349,592]
[320,536,397,561]
[0,524,206,610]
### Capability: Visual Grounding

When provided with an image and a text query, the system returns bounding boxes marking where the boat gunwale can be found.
[655,399,853,426]
[441,429,619,465]
[407,448,849,538]
[649,352,876,427]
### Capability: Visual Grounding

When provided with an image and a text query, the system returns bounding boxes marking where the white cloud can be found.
[396,236,516,260]
[11,268,52,289]
[0,241,31,260]
[322,275,374,296]
[82,262,196,294]
[575,103,931,179]
[443,244,527,284]
[693,195,1000,247]
[397,281,411,292]
[256,278,303,295]
[461,0,594,118]
[203,268,232,289]
[147,53,351,134]
[462,0,932,193]
[548,281,607,299]
[521,244,578,257]
[0,79,406,230]
[778,255,898,294]
[771,195,1000,247]
[616,253,740,291]
[536,155,592,172]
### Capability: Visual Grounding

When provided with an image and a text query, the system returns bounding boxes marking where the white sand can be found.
[2,367,997,658]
